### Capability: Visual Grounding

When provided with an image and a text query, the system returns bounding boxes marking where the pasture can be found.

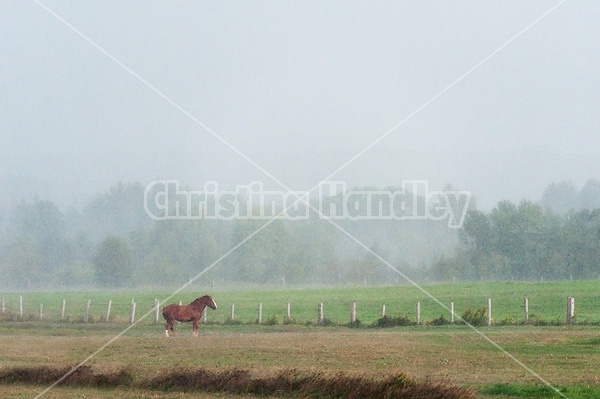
[1,281,599,398]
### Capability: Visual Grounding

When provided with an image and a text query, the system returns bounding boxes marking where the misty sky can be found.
[1,1,599,210]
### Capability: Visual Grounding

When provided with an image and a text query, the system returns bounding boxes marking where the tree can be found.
[93,236,132,287]
[0,199,69,288]
[539,180,577,214]
[578,179,600,210]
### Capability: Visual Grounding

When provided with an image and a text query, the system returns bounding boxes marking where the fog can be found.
[2,2,600,290]
[2,1,600,210]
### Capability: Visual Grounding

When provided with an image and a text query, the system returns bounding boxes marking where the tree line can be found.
[0,182,460,289]
[0,179,598,289]
[431,198,600,281]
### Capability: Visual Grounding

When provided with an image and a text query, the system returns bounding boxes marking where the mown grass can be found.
[480,383,600,398]
[1,280,599,326]
[1,282,599,398]
[0,327,598,385]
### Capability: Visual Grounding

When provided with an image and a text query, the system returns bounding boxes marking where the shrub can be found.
[264,315,279,326]
[318,318,334,327]
[497,316,518,326]
[460,307,487,326]
[347,319,362,328]
[428,314,451,326]
[373,315,415,328]
[224,317,242,325]
[283,317,300,325]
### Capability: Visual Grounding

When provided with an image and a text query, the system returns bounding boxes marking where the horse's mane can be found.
[190,295,210,308]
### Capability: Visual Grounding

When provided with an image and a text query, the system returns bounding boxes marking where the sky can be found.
[1,1,599,210]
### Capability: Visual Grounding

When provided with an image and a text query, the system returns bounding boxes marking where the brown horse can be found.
[162,295,217,337]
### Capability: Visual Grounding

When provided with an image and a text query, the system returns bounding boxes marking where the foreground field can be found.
[0,324,599,398]
[1,282,599,398]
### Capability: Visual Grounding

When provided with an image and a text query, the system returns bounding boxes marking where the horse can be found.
[162,295,217,337]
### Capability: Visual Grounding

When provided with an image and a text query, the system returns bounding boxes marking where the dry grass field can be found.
[1,324,599,398]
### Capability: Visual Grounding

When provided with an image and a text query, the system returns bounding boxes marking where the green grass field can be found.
[2,280,599,326]
[1,281,599,398]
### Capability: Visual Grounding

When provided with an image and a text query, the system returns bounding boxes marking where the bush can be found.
[283,317,300,325]
[373,315,415,328]
[428,315,451,326]
[318,318,334,327]
[347,319,362,328]
[224,317,242,325]
[497,316,518,326]
[460,307,487,326]
[264,315,279,326]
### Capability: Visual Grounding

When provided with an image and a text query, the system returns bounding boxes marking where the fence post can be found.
[19,295,23,318]
[39,304,43,320]
[567,297,575,325]
[524,297,529,323]
[1,296,5,313]
[287,303,291,321]
[203,309,207,323]
[154,299,160,323]
[487,298,492,326]
[106,300,112,322]
[318,303,324,324]
[130,301,136,324]
[416,302,421,325]
[84,299,91,323]
[61,299,66,320]
[450,302,455,323]
[382,304,386,317]
[258,303,262,324]
[231,304,235,321]
[570,297,575,324]
[350,302,356,323]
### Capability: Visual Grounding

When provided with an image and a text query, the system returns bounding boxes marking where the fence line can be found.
[0,295,587,326]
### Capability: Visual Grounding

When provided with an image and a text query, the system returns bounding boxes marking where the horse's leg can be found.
[192,319,199,337]
[165,319,172,337]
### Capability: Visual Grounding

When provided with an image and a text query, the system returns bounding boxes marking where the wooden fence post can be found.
[39,304,43,320]
[382,304,386,317]
[450,302,455,323]
[61,299,66,320]
[567,297,575,325]
[84,299,91,323]
[130,301,136,324]
[203,309,207,323]
[231,304,235,321]
[416,302,421,325]
[106,300,112,322]
[287,303,291,321]
[350,302,357,323]
[19,295,23,318]
[524,297,529,323]
[154,299,160,323]
[487,298,492,326]
[258,303,262,324]
[570,297,575,324]
[318,303,324,324]
[1,296,5,313]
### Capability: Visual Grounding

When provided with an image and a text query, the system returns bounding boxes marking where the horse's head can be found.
[203,295,217,310]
